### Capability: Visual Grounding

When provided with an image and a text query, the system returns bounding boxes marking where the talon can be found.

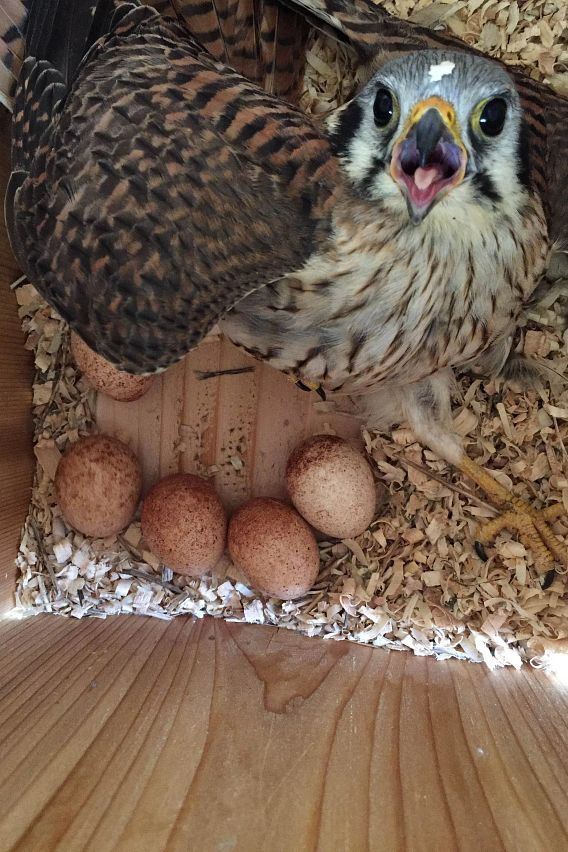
[541,570,556,590]
[290,377,326,400]
[474,541,488,561]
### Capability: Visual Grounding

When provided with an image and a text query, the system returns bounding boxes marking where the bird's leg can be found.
[393,373,567,576]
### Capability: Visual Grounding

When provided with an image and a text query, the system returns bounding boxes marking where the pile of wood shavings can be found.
[13,1,568,669]
[380,0,568,91]
[300,0,568,115]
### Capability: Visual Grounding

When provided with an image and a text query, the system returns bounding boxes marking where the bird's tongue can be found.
[414,165,444,191]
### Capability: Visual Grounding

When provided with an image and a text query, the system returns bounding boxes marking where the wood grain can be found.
[0,615,567,852]
[96,335,362,508]
[0,109,34,615]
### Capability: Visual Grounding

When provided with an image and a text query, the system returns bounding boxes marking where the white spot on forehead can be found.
[428,61,456,82]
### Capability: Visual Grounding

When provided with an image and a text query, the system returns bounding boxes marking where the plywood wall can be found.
[97,335,363,512]
[0,109,34,615]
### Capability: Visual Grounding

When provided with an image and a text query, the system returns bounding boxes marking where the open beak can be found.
[390,97,467,224]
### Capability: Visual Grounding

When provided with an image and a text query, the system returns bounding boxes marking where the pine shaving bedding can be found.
[12,0,568,670]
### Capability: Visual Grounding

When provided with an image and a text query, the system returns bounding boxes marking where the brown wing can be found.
[8,3,339,374]
[543,90,568,247]
[171,0,309,102]
[0,0,309,107]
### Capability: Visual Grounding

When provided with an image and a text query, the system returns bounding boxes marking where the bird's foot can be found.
[477,503,566,576]
[459,456,567,577]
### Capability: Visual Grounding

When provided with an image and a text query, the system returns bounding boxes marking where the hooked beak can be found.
[390,97,467,224]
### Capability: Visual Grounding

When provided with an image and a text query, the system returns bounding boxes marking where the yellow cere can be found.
[406,97,463,147]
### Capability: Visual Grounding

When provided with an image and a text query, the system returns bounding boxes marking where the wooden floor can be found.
[0,616,567,851]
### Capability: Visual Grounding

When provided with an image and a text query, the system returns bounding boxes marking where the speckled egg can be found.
[228,498,320,600]
[286,435,380,539]
[55,434,142,537]
[141,474,227,575]
[71,332,155,401]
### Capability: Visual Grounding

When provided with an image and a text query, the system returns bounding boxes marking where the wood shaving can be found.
[11,2,568,669]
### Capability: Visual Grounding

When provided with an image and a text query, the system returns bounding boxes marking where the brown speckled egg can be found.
[141,474,227,575]
[55,434,142,537]
[228,498,320,600]
[286,435,380,539]
[71,332,155,401]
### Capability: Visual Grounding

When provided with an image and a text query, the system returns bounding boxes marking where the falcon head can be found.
[327,50,527,225]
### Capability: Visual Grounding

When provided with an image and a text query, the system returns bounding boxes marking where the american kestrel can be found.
[6,0,567,576]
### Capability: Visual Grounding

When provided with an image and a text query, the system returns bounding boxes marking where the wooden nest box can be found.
[1,99,568,849]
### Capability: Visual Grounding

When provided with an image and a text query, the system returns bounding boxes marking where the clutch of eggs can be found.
[54,428,380,603]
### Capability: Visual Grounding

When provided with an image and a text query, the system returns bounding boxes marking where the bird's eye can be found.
[373,88,395,128]
[478,97,507,137]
